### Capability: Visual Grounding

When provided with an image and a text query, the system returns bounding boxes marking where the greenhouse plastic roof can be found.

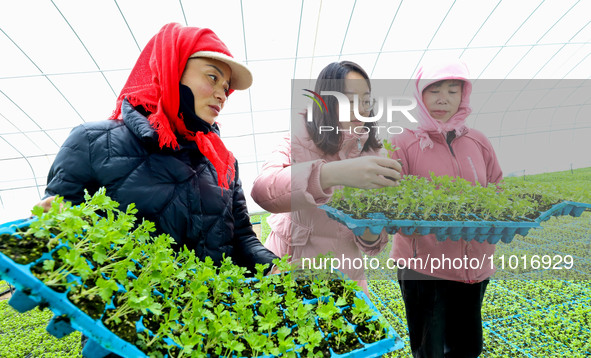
[1,0,590,219]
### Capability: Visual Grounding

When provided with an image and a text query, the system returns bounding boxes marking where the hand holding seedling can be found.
[35,195,55,213]
[358,228,381,243]
[34,195,62,213]
[320,156,402,190]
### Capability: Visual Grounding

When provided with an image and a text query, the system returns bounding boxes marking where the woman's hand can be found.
[35,196,57,213]
[358,228,380,243]
[320,156,402,190]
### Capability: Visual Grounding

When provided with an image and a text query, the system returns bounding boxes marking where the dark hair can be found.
[305,61,381,155]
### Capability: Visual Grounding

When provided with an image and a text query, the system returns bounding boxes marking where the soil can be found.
[236,337,252,357]
[0,232,46,264]
[299,339,331,358]
[67,286,106,320]
[149,346,181,357]
[274,283,285,295]
[295,284,315,300]
[289,324,298,335]
[30,261,68,293]
[101,306,142,344]
[250,314,260,331]
[220,292,235,305]
[433,213,454,221]
[328,330,363,354]
[317,318,332,336]
[355,323,386,344]
[277,315,290,329]
[328,280,345,297]
[141,312,162,335]
[245,281,260,294]
[303,286,315,300]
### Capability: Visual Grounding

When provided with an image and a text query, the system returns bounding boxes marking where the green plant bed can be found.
[572,280,591,292]
[485,317,570,357]
[519,267,591,280]
[366,279,407,320]
[0,189,403,358]
[0,280,9,294]
[482,282,541,321]
[500,280,583,307]
[364,294,411,358]
[482,329,528,357]
[0,300,82,358]
[366,280,409,350]
[519,309,591,355]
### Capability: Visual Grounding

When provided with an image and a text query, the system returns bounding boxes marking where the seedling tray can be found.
[320,201,591,244]
[0,217,147,358]
[329,291,404,357]
[535,201,591,222]
[0,217,403,358]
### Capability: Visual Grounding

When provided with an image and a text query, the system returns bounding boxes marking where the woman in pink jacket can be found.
[251,61,402,292]
[389,59,502,358]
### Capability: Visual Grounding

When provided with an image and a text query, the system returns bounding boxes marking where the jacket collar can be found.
[122,99,159,146]
[338,131,369,159]
[121,98,221,152]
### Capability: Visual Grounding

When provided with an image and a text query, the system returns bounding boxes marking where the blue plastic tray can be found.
[244,272,404,357]
[0,217,148,358]
[332,290,404,357]
[0,217,404,358]
[320,201,591,244]
[535,201,591,222]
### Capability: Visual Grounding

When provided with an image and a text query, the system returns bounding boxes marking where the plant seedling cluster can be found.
[0,189,396,357]
[329,172,565,222]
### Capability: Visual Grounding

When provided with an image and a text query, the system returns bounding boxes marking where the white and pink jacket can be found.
[389,59,503,283]
[251,119,389,292]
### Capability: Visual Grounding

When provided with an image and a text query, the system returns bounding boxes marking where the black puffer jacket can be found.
[45,99,278,273]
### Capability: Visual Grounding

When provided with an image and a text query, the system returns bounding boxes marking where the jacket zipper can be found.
[443,133,461,176]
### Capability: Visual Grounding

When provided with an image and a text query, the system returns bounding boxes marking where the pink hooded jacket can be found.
[389,59,503,283]
[251,117,389,292]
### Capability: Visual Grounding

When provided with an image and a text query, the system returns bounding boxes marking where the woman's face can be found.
[422,80,463,123]
[180,57,232,125]
[341,71,371,130]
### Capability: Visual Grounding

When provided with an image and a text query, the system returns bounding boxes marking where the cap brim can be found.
[189,51,253,91]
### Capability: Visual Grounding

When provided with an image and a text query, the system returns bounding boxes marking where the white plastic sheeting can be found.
[1,0,590,220]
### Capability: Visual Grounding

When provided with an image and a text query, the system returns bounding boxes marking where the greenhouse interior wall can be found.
[1,1,591,357]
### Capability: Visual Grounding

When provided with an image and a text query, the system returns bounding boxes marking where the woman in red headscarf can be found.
[38,23,278,273]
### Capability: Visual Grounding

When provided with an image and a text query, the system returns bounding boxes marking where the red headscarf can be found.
[109,23,237,190]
